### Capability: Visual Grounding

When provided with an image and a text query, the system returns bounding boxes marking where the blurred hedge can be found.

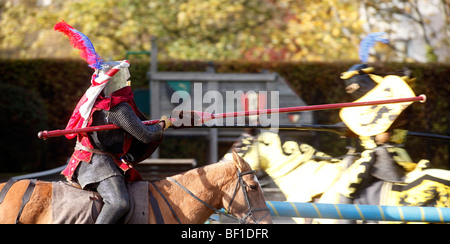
[0,83,48,171]
[0,59,92,171]
[0,59,448,172]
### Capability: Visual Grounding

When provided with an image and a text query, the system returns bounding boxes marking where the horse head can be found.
[228,132,324,174]
[222,150,273,224]
[223,132,287,172]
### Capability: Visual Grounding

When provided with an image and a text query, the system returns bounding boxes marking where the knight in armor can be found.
[336,33,417,204]
[55,21,171,223]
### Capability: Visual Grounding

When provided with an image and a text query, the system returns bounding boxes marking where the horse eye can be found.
[248,184,258,190]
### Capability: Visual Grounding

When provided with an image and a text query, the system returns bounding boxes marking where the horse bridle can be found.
[168,169,270,224]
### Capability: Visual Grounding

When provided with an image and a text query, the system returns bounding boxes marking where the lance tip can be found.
[37,131,48,140]
[419,94,426,103]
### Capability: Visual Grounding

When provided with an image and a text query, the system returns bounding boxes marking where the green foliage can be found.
[0,59,92,127]
[0,59,92,172]
[1,0,449,62]
[0,83,48,172]
[0,0,365,61]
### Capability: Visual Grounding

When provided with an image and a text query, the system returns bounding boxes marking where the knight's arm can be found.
[107,103,163,143]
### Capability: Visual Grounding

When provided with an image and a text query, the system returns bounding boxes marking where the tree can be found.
[360,0,450,62]
[0,0,447,62]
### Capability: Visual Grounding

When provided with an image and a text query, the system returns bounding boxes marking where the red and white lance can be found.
[38,94,425,140]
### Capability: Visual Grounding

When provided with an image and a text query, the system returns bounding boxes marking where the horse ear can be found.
[232,149,246,172]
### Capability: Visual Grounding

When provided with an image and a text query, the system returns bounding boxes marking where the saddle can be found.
[1,179,167,224]
[52,181,153,224]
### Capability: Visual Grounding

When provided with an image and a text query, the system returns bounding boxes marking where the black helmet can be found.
[340,64,377,100]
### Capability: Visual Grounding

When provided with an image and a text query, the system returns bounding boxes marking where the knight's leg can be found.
[95,176,130,224]
[335,150,375,199]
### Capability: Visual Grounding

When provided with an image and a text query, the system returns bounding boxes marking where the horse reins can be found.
[228,170,271,224]
[168,169,270,224]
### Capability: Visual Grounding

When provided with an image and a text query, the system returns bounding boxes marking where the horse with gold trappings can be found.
[223,131,450,223]
[223,132,347,204]
[0,151,272,224]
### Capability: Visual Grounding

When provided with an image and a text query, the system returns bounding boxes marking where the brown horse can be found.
[0,151,272,224]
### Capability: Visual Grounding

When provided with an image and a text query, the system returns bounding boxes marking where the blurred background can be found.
[0,0,449,178]
[1,0,449,62]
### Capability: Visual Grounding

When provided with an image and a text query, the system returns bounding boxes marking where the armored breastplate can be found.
[88,109,126,154]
